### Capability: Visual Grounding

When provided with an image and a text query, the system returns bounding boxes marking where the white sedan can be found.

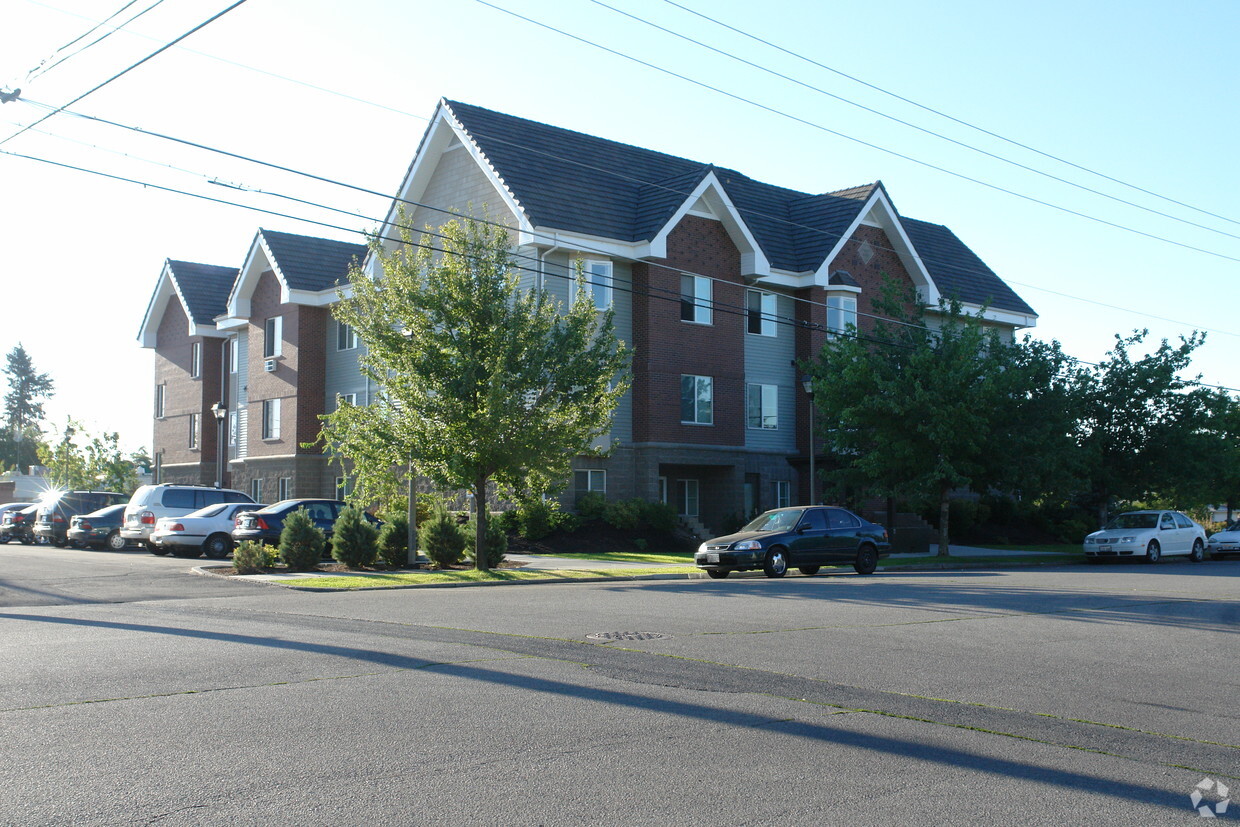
[151,502,265,559]
[1082,510,1207,563]
[1207,521,1240,560]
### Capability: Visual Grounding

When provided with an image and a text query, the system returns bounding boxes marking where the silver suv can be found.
[122,484,253,552]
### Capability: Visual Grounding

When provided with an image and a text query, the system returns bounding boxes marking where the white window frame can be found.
[264,316,282,358]
[262,398,281,440]
[335,476,355,498]
[570,259,613,310]
[337,392,357,410]
[154,384,165,419]
[747,383,778,430]
[680,274,711,325]
[574,469,607,494]
[678,479,699,517]
[188,413,199,449]
[680,375,713,425]
[746,290,777,336]
[658,476,668,505]
[190,342,202,379]
[250,478,263,502]
[278,477,292,501]
[337,320,357,351]
[775,480,790,509]
[228,411,237,447]
[228,338,238,374]
[827,295,858,336]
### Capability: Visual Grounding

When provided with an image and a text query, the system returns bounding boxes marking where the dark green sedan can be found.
[695,506,890,579]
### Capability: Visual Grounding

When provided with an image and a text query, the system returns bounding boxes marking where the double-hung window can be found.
[680,375,713,425]
[264,316,282,358]
[827,296,858,336]
[262,398,281,440]
[190,342,202,379]
[337,320,357,351]
[680,275,711,324]
[746,290,776,336]
[775,481,790,509]
[574,469,607,496]
[188,413,199,449]
[746,383,778,430]
[571,260,613,310]
[154,384,166,419]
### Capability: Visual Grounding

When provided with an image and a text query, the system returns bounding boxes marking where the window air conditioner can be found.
[264,359,277,372]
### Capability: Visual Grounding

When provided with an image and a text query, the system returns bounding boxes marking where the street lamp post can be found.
[801,375,815,505]
[210,402,227,489]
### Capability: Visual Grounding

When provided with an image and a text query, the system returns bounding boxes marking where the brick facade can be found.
[152,298,221,486]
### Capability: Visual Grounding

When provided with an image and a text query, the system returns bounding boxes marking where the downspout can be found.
[538,236,561,293]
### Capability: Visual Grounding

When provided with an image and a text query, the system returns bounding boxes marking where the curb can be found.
[192,565,696,592]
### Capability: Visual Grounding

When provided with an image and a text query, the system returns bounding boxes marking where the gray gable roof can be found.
[166,260,237,325]
[443,100,1033,317]
[260,229,368,292]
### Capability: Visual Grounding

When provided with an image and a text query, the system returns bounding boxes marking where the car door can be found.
[1172,512,1197,554]
[789,507,830,565]
[824,508,862,561]
[1158,511,1184,554]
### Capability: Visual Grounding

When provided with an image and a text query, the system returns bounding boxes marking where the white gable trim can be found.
[137,261,226,347]
[646,171,769,275]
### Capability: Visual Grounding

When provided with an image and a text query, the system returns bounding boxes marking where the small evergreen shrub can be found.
[637,500,677,534]
[233,540,274,574]
[494,509,519,536]
[279,508,325,572]
[420,507,466,568]
[331,505,379,568]
[603,498,642,530]
[516,498,555,541]
[633,538,648,551]
[464,516,508,568]
[376,511,409,567]
[576,491,607,521]
[549,510,581,534]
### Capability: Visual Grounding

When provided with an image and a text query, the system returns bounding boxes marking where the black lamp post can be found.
[210,402,227,489]
[801,375,815,505]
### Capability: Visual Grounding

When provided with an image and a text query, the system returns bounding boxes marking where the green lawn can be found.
[271,566,699,589]
[524,550,695,565]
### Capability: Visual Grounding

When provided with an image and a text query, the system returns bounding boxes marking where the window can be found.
[800,509,828,531]
[336,392,357,410]
[828,508,860,529]
[251,478,263,501]
[775,480,790,509]
[680,375,713,425]
[574,469,606,495]
[747,383,778,430]
[228,411,237,447]
[278,477,292,500]
[658,476,668,505]
[827,295,858,335]
[747,290,776,336]
[337,320,357,351]
[154,384,165,419]
[264,316,282,358]
[262,398,281,440]
[161,489,196,509]
[229,338,238,374]
[571,259,612,310]
[680,274,711,324]
[335,476,355,498]
[190,342,202,379]
[677,479,699,517]
[188,413,199,449]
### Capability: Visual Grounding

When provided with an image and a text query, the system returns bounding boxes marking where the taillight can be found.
[170,523,185,532]
[80,521,92,531]
[140,511,155,525]
[52,514,65,523]
[256,517,270,531]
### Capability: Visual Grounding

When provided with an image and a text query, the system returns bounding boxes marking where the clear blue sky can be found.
[2,0,1237,454]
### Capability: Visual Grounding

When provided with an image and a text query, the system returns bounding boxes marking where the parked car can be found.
[694,506,890,579]
[1,504,42,544]
[1082,510,1207,563]
[122,484,254,551]
[0,502,33,541]
[232,499,379,548]
[1207,520,1240,560]
[151,502,265,559]
[67,504,130,551]
[34,490,126,547]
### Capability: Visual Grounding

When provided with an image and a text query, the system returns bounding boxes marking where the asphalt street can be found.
[1,543,1236,825]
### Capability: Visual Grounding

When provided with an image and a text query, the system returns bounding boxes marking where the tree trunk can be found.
[937,482,951,557]
[474,475,489,572]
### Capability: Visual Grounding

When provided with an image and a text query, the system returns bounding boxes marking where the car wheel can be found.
[798,566,821,576]
[203,534,233,559]
[1144,540,1161,564]
[854,544,878,575]
[762,547,788,578]
[706,569,729,579]
[147,542,169,557]
[1189,539,1204,563]
[106,531,127,551]
[53,538,67,548]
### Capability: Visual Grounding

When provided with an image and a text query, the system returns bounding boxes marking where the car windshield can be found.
[1104,513,1158,530]
[1226,520,1240,532]
[741,509,803,532]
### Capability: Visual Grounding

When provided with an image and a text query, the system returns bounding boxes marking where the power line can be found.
[0,0,250,148]
[475,0,1240,265]
[657,0,1240,231]
[25,0,170,83]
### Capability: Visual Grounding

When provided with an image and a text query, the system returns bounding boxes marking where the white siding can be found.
[744,292,796,452]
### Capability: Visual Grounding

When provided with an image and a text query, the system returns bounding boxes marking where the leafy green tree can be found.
[36,420,138,494]
[1,344,54,471]
[319,213,631,570]
[1167,389,1240,521]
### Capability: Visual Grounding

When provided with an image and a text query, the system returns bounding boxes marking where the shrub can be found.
[603,498,642,530]
[464,516,508,568]
[279,508,325,572]
[576,491,607,521]
[233,540,275,574]
[516,498,555,541]
[331,505,379,568]
[549,510,581,534]
[420,507,465,568]
[637,500,677,534]
[494,509,519,536]
[633,538,648,551]
[376,511,409,567]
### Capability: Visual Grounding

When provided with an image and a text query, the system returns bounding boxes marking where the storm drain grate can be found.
[586,631,671,642]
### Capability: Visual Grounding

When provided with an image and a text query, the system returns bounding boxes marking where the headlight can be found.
[697,543,709,555]
[732,540,762,551]
[1118,536,1136,544]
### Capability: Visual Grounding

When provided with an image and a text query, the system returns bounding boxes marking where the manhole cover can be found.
[586,631,671,642]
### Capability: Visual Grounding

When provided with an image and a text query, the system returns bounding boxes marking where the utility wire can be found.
[0,0,250,148]
[658,0,1240,231]
[26,0,170,83]
[589,0,1240,244]
[20,0,139,81]
[476,0,1240,265]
